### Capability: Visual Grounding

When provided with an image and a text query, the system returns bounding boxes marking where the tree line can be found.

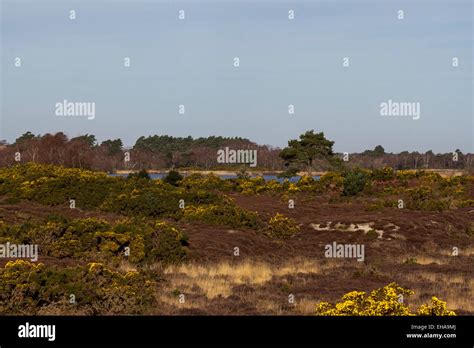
[0,131,471,172]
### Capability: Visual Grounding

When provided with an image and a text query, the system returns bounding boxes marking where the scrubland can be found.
[0,164,472,315]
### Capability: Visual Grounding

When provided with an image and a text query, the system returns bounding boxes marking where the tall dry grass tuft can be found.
[403,272,473,313]
[162,259,322,300]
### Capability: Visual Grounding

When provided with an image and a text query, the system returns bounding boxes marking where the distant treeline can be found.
[0,131,472,172]
[347,148,472,172]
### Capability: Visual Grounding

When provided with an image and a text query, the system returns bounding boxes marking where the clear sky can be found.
[1,0,472,153]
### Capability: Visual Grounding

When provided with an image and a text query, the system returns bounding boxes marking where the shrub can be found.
[238,177,267,195]
[144,221,188,264]
[0,260,156,315]
[266,213,299,239]
[420,171,443,184]
[101,188,180,217]
[236,167,251,180]
[0,163,122,208]
[417,297,456,316]
[163,170,183,186]
[395,170,422,181]
[180,173,234,191]
[370,167,395,181]
[264,180,282,192]
[403,257,418,265]
[316,283,455,316]
[101,180,220,218]
[365,229,379,239]
[180,201,259,229]
[296,175,317,191]
[318,172,344,192]
[405,187,449,211]
[342,169,369,196]
[278,167,299,179]
[127,169,151,180]
[0,217,188,265]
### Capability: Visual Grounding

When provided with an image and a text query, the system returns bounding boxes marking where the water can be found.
[109,173,320,182]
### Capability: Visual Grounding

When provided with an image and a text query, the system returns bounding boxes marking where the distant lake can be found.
[110,173,320,183]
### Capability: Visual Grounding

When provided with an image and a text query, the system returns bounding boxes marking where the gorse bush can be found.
[101,186,178,217]
[238,176,268,195]
[100,182,220,217]
[0,164,471,217]
[417,297,457,316]
[0,260,157,315]
[296,175,317,191]
[0,217,188,265]
[370,167,395,181]
[145,221,188,264]
[405,186,449,211]
[179,173,234,191]
[0,163,120,208]
[318,172,344,192]
[266,213,299,239]
[420,171,443,184]
[316,283,456,316]
[395,170,423,181]
[180,200,259,229]
[0,164,238,218]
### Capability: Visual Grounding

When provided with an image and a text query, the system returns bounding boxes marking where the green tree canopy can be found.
[373,145,385,156]
[363,145,385,157]
[101,139,123,155]
[15,131,36,144]
[71,134,97,147]
[279,130,336,170]
[134,135,251,153]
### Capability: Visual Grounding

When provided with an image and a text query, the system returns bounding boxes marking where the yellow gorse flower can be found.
[316,283,455,316]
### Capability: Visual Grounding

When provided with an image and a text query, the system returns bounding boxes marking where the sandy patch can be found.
[311,221,385,239]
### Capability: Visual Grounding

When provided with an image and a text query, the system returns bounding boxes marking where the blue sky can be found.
[1,0,472,152]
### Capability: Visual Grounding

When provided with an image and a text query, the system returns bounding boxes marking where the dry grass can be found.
[116,260,137,273]
[255,299,284,314]
[155,257,474,314]
[161,259,322,300]
[461,246,474,256]
[403,270,470,285]
[441,295,474,313]
[411,255,444,265]
[397,252,472,265]
[410,283,473,313]
[158,291,206,310]
[439,246,474,256]
[400,270,474,313]
[165,259,321,281]
[295,298,318,315]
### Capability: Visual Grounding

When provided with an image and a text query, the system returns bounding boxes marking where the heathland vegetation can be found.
[0,130,472,315]
[0,160,472,314]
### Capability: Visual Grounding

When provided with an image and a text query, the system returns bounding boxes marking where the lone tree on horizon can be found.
[280,130,339,173]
